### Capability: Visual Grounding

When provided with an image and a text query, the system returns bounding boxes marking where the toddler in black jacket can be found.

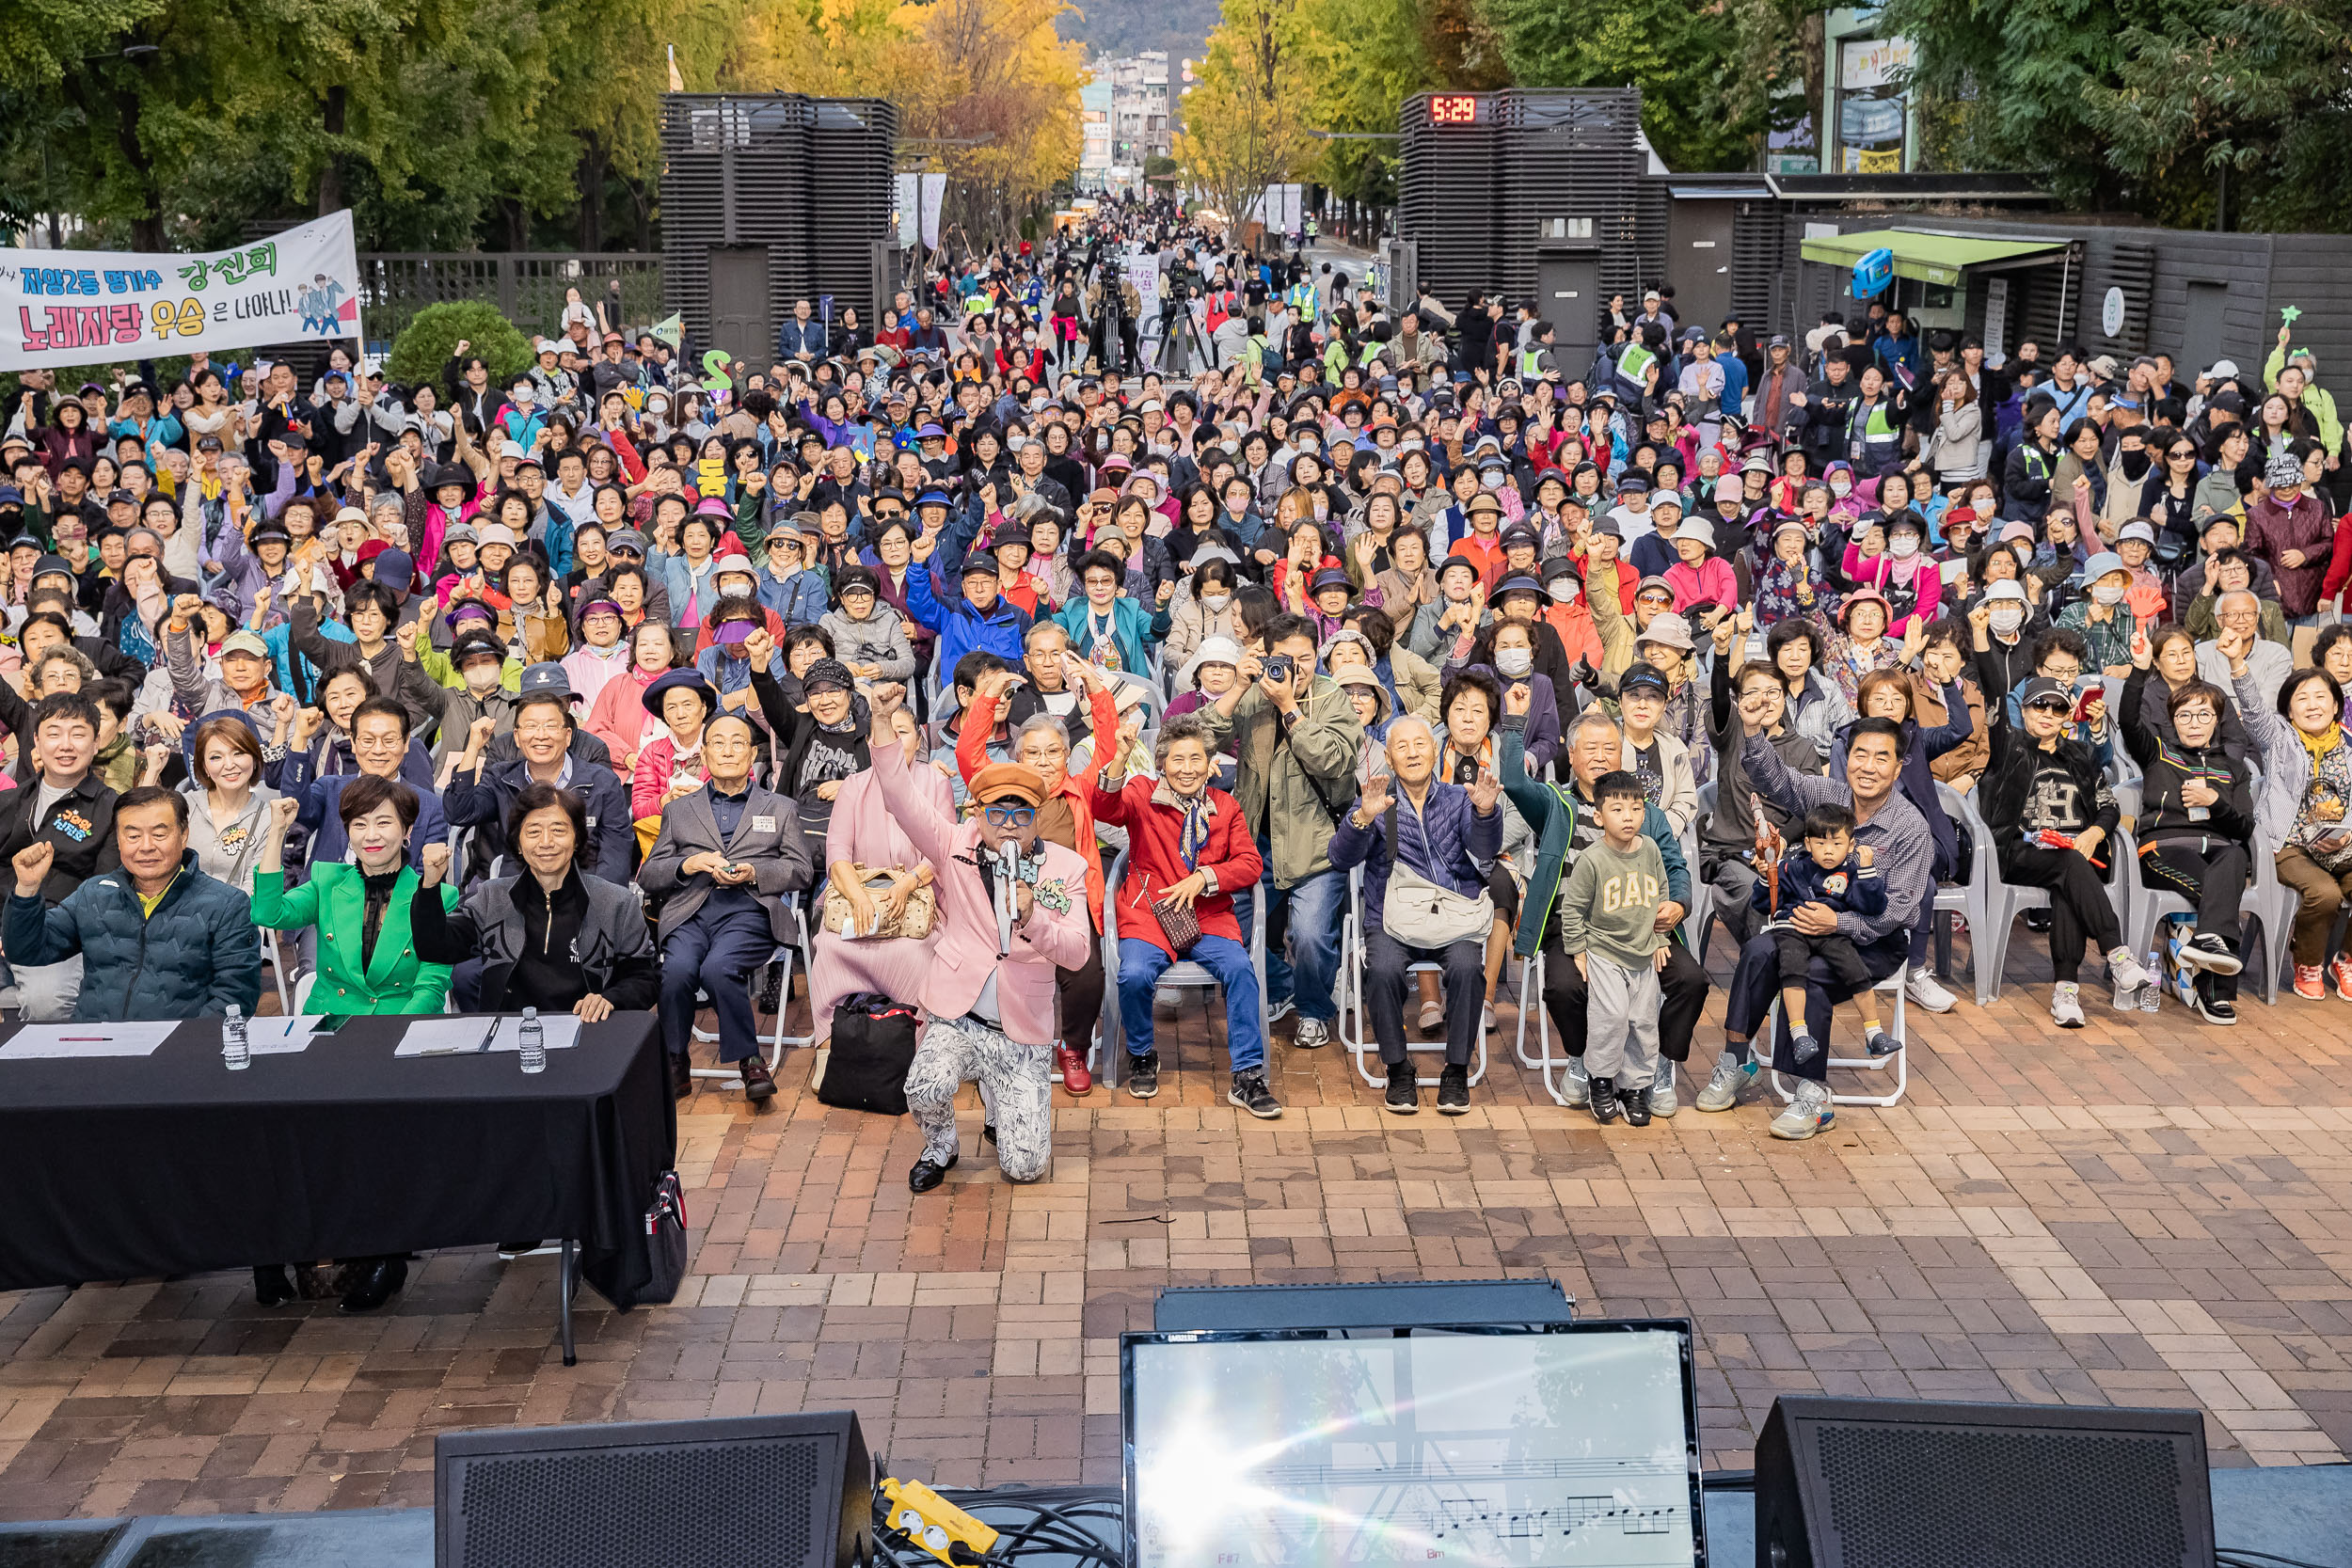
[1752,801,1894,1060]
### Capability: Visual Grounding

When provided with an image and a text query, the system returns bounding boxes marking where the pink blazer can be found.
[871,736,1090,1045]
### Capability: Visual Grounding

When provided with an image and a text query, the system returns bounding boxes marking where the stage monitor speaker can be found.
[1754,1396,2212,1568]
[436,1411,870,1568]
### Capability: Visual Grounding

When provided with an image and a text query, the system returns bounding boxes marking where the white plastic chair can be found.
[1930,783,1976,985]
[1339,865,1488,1088]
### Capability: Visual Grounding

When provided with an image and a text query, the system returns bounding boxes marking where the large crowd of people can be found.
[4,195,2351,1254]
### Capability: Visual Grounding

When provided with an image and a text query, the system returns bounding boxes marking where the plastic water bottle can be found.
[222,1005,249,1070]
[518,1007,546,1074]
[2141,950,2163,1013]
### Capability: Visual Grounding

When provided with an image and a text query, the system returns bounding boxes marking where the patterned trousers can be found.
[905,1017,1054,1183]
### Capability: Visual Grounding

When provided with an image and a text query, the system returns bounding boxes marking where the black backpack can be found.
[814,992,921,1116]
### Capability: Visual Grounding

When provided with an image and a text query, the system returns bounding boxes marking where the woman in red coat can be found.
[1090,711,1274,1113]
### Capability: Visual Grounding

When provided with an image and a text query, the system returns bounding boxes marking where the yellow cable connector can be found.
[880,1477,1000,1565]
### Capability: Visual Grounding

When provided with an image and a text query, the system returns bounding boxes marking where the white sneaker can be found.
[1903,966,1959,1013]
[2106,945,2150,997]
[1769,1079,1834,1140]
[2051,981,2086,1028]
[1293,1016,1330,1049]
[1564,1057,1590,1106]
[1648,1064,1677,1117]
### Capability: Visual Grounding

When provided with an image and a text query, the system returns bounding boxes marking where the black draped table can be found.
[0,1012,676,1363]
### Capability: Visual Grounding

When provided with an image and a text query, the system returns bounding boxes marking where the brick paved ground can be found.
[3,934,2350,1521]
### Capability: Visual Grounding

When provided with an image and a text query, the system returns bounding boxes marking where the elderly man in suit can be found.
[868,681,1092,1191]
[641,711,814,1099]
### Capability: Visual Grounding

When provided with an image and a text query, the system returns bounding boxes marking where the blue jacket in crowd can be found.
[1327,780,1502,937]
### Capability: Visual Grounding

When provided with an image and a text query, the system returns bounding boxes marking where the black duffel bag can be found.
[813,993,921,1115]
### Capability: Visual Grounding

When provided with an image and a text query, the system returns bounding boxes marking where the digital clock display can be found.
[1429,94,1481,126]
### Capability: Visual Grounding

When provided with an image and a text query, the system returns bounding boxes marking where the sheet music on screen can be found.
[1129,1328,1698,1568]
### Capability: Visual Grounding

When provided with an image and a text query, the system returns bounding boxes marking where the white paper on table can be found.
[393,1017,500,1057]
[246,1016,323,1055]
[0,1022,180,1058]
[483,1015,583,1053]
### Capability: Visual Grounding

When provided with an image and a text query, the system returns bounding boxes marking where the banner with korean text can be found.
[1,210,363,371]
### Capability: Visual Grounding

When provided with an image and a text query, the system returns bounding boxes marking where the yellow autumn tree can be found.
[1175,0,1315,237]
[720,0,1083,245]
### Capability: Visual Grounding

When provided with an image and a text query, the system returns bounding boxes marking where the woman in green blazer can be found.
[251,773,457,1015]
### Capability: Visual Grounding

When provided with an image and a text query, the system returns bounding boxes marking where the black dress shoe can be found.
[670,1053,692,1100]
[981,1124,997,1145]
[908,1153,957,1193]
[739,1055,776,1101]
[252,1265,294,1307]
[338,1256,408,1313]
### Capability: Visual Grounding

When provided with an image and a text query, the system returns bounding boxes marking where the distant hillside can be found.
[1060,0,1219,70]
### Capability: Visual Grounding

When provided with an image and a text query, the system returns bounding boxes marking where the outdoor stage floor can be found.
[3,935,2350,1519]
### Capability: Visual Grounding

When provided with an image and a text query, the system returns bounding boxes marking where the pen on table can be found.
[60,1037,109,1042]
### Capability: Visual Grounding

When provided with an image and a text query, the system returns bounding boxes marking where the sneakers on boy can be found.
[1125,1051,1159,1099]
[1384,1061,1418,1115]
[1648,1065,1677,1117]
[1769,1079,1834,1140]
[2106,945,2150,997]
[1694,1050,1755,1112]
[1437,1063,1470,1115]
[2051,981,2086,1027]
[2180,934,2243,975]
[1563,1056,1590,1106]
[1292,1016,1329,1049]
[1588,1074,1621,1125]
[1229,1070,1282,1118]
[1620,1084,1652,1127]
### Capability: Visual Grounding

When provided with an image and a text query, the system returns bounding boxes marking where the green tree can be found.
[1476,0,1762,171]
[1174,0,1314,232]
[2080,0,2352,231]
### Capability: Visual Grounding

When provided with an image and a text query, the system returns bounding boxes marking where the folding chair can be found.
[258,927,294,1017]
[689,892,812,1083]
[2111,780,2295,1006]
[1511,950,1579,1107]
[1096,848,1267,1084]
[1339,866,1488,1088]
[1764,965,1910,1109]
[1929,783,1975,985]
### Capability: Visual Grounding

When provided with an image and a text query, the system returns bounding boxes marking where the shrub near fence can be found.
[356,254,665,353]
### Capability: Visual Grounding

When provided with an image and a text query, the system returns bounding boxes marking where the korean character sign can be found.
[0,209,364,371]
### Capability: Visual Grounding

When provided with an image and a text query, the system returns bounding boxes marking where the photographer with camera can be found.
[1196,613,1365,1050]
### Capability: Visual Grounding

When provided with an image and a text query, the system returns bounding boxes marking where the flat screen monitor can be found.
[1122,1321,1706,1568]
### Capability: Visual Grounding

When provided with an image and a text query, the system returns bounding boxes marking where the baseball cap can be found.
[219,631,270,660]
[1618,663,1672,697]
[2020,675,2074,710]
[517,662,575,701]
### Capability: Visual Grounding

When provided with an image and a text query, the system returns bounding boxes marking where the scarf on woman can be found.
[2297,721,2345,773]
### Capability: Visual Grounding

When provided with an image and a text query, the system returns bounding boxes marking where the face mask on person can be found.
[1973,498,1996,517]
[1481,471,1504,489]
[1831,478,1852,496]
[2091,581,2125,607]
[1889,536,1920,560]
[1989,603,2026,635]
[1200,592,1231,613]
[463,662,502,694]
[1495,647,1534,678]
[511,388,534,407]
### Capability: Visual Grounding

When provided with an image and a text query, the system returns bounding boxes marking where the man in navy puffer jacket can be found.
[5,786,262,1021]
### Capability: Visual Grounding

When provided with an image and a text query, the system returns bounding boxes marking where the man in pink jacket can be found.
[871,682,1092,1192]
